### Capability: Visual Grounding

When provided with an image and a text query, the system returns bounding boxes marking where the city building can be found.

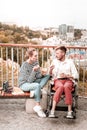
[59,24,74,41]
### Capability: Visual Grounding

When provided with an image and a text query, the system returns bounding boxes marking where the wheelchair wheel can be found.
[73,110,76,119]
[45,85,53,117]
[72,96,78,109]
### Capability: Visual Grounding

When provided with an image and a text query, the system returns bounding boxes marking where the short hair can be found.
[55,46,67,53]
[25,48,36,59]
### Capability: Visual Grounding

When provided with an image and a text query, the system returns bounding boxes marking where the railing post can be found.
[11,47,14,88]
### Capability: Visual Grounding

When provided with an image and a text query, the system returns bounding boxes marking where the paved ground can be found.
[0,97,87,130]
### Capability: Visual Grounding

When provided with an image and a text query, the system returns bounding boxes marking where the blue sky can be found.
[0,0,87,29]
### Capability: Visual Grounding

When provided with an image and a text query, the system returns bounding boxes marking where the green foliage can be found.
[74,29,82,40]
[0,22,48,44]
[0,35,9,43]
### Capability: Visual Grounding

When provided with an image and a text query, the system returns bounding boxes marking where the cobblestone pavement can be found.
[0,97,87,130]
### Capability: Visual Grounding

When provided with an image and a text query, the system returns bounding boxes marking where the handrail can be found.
[0,43,87,49]
[0,43,87,97]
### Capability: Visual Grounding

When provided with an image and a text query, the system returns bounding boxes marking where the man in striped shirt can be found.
[18,48,50,117]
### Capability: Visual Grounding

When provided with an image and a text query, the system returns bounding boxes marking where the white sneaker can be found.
[66,111,73,119]
[33,105,46,118]
[30,90,35,98]
[48,110,55,118]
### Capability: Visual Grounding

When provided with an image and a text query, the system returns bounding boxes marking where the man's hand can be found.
[50,65,55,70]
[49,65,55,75]
[59,73,66,78]
[66,74,73,79]
[60,73,73,79]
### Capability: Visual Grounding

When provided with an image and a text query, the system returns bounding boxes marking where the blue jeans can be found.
[20,74,50,102]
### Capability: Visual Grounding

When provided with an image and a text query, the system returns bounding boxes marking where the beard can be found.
[57,55,65,61]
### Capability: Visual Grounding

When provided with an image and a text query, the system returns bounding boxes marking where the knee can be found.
[55,84,64,91]
[34,83,41,92]
[44,74,50,79]
[64,86,71,93]
[58,86,64,93]
[35,83,40,88]
[47,74,50,78]
[55,86,64,95]
[59,85,64,88]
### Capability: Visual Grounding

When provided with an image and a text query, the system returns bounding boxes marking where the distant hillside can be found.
[0,22,47,44]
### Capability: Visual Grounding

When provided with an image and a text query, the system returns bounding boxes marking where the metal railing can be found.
[0,43,87,97]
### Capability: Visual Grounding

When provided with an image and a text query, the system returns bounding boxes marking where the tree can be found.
[74,29,82,40]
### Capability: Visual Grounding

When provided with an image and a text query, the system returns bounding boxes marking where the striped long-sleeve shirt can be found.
[18,61,42,86]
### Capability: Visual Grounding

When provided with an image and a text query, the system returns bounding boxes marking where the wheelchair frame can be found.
[46,79,78,119]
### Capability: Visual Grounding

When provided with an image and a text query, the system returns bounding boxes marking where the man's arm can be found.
[69,60,79,79]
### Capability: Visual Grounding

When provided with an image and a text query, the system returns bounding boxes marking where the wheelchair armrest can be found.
[74,78,78,82]
[73,79,78,86]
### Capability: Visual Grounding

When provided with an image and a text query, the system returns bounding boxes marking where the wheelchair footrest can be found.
[55,106,68,111]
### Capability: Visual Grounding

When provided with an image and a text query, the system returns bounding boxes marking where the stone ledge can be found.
[25,90,48,113]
